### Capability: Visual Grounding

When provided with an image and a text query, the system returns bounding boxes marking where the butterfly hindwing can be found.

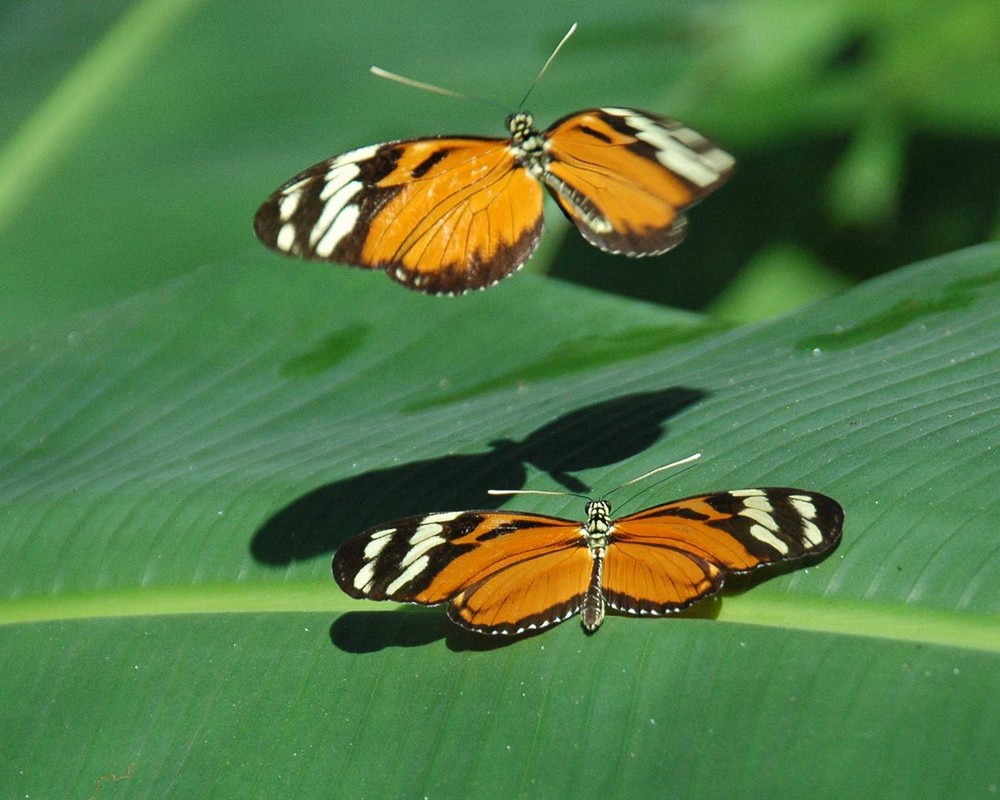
[253,136,545,294]
[541,107,735,256]
[603,489,843,616]
[600,542,723,618]
[332,510,592,634]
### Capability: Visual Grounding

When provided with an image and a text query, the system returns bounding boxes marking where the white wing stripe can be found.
[386,555,430,595]
[314,204,360,257]
[363,528,395,561]
[741,494,774,513]
[353,560,376,593]
[749,523,790,555]
[740,507,779,531]
[320,163,361,201]
[802,519,824,547]
[790,497,818,520]
[399,535,444,568]
[601,107,733,187]
[276,223,296,252]
[310,179,363,248]
[278,190,301,221]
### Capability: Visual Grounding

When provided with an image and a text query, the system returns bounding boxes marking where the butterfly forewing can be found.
[332,510,592,634]
[613,489,843,566]
[254,136,545,294]
[602,489,843,616]
[541,108,735,256]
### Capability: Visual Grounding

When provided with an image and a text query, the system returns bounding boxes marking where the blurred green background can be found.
[2,0,997,338]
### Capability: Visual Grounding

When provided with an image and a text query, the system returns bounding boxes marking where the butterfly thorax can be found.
[583,499,613,550]
[506,111,548,178]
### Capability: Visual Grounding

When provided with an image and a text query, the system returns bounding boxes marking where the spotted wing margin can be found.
[254,136,544,294]
[602,489,843,617]
[541,107,735,256]
[332,511,592,635]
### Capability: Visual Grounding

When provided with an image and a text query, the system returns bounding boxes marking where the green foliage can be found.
[2,244,998,797]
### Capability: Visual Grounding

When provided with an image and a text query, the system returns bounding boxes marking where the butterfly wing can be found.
[604,489,843,616]
[332,510,592,634]
[541,107,735,256]
[254,136,545,294]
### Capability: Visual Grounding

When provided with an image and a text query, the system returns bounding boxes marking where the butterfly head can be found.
[506,111,536,140]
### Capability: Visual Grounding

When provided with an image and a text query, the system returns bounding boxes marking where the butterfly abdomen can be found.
[581,549,606,633]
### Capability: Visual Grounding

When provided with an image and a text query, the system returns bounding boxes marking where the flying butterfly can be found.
[253,24,735,294]
[332,455,844,635]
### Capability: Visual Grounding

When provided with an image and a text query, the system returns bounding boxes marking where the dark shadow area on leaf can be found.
[329,609,531,653]
[329,597,725,654]
[251,386,707,565]
[329,610,450,653]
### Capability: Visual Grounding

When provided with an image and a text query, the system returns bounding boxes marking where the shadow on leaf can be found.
[328,596,727,653]
[251,386,707,565]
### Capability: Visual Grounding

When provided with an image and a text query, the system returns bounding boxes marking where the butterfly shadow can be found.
[329,609,538,653]
[250,386,707,566]
[329,597,727,654]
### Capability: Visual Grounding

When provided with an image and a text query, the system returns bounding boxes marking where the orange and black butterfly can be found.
[254,25,735,294]
[332,470,843,635]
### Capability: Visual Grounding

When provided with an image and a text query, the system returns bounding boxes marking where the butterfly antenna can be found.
[490,453,701,506]
[518,22,578,109]
[370,66,506,112]
[602,453,703,501]
[488,488,590,501]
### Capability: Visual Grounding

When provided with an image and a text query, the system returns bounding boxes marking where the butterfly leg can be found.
[581,549,606,632]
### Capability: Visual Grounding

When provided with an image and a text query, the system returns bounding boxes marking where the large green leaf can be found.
[2,243,998,797]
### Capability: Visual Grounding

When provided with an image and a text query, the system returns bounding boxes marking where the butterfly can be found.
[253,27,735,295]
[332,475,843,636]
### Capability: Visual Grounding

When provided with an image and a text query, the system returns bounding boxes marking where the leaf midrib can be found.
[2,583,997,653]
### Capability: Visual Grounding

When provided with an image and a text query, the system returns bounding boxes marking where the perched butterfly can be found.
[254,24,735,294]
[332,457,844,635]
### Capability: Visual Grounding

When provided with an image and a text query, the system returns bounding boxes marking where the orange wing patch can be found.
[448,541,592,633]
[359,139,544,292]
[602,542,722,616]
